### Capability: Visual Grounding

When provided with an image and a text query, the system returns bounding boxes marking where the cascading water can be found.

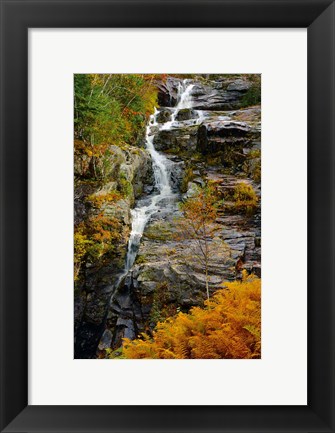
[161,81,194,130]
[124,110,175,272]
[92,79,205,356]
[121,79,212,276]
[123,79,200,274]
[103,100,181,348]
[195,109,206,125]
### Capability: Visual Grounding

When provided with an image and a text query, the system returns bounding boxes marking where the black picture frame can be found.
[1,0,334,432]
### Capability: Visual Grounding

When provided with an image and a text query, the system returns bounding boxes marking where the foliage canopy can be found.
[74,74,158,179]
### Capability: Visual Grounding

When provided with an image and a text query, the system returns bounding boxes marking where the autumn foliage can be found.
[231,182,258,215]
[176,185,220,300]
[74,73,158,180]
[74,213,122,280]
[116,272,261,359]
[85,190,122,208]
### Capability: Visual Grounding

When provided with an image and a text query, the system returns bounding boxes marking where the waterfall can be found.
[113,79,203,278]
[195,109,206,125]
[123,80,195,273]
[161,81,194,130]
[124,108,175,272]
[97,79,201,355]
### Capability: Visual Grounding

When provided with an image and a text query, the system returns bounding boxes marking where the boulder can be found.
[227,78,252,92]
[156,77,181,107]
[176,108,197,121]
[98,329,113,350]
[183,182,200,199]
[156,108,172,124]
[197,120,257,158]
[153,125,198,154]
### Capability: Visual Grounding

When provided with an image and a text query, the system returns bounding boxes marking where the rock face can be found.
[76,75,261,358]
[157,76,256,111]
[156,77,181,107]
[121,172,260,339]
[94,77,261,356]
[101,174,261,347]
[74,145,153,358]
[153,124,199,154]
[198,120,252,153]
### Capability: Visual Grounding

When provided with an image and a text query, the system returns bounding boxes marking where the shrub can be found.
[74,226,92,280]
[85,213,122,262]
[114,272,261,359]
[231,182,258,215]
[176,184,220,300]
[180,167,195,193]
[252,162,261,184]
[239,75,261,108]
[135,254,148,264]
[242,149,261,183]
[74,213,122,280]
[119,177,133,199]
[149,282,178,325]
[85,190,122,208]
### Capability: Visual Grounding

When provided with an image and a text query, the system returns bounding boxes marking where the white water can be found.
[124,109,175,271]
[195,109,206,125]
[122,80,207,274]
[161,81,195,130]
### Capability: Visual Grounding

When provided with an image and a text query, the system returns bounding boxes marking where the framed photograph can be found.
[1,0,334,432]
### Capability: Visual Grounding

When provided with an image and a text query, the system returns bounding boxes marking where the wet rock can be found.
[156,108,173,124]
[176,108,197,121]
[153,125,198,154]
[157,76,255,111]
[74,144,155,358]
[115,317,136,341]
[156,77,181,107]
[98,329,113,350]
[169,159,184,192]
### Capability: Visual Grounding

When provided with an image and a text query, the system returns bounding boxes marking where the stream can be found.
[99,80,203,351]
[74,75,262,359]
[124,80,195,272]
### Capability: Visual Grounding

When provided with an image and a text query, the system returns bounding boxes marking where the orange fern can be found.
[116,273,261,359]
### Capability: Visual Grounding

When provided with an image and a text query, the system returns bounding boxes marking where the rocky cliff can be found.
[74,145,153,357]
[74,75,261,358]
